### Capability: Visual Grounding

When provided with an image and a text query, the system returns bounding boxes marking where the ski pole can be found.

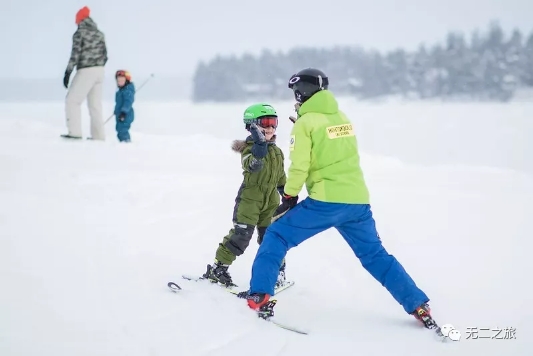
[105,73,155,124]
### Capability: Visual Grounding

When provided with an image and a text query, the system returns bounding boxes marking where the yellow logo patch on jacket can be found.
[326,124,354,139]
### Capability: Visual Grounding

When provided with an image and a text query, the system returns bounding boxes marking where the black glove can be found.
[63,70,72,89]
[272,190,298,222]
[249,123,266,143]
[118,112,126,121]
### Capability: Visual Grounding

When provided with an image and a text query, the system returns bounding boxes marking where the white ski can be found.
[167,280,307,335]
[180,274,295,296]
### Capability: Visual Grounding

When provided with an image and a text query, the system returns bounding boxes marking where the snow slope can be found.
[0,101,532,356]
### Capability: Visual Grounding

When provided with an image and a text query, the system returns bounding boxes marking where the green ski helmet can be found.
[242,103,278,130]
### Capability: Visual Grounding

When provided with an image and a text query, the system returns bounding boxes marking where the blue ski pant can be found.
[249,197,429,314]
[116,117,133,142]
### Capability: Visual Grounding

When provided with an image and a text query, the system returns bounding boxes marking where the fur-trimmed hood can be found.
[231,135,277,153]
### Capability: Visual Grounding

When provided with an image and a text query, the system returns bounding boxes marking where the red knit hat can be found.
[75,6,90,25]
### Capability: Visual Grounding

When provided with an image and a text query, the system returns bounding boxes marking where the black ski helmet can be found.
[287,68,329,103]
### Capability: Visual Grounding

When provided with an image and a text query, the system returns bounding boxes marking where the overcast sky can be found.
[1,0,532,79]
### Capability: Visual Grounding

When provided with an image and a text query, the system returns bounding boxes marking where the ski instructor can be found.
[244,68,436,327]
[62,6,108,140]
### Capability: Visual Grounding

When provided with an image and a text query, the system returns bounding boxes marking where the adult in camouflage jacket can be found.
[62,6,108,140]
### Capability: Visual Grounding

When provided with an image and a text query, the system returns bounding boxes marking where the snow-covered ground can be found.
[0,100,531,356]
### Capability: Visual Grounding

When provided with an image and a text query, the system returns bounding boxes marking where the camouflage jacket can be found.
[66,17,108,73]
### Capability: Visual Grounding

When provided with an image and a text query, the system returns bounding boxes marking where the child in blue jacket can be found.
[114,70,135,142]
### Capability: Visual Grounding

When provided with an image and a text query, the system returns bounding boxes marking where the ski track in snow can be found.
[0,100,532,356]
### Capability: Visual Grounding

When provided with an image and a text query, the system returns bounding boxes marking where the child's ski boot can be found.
[235,262,288,299]
[275,262,287,289]
[202,260,237,288]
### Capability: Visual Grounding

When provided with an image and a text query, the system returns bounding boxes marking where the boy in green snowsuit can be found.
[203,103,288,288]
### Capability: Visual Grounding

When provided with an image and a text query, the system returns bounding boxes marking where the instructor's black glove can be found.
[118,112,126,121]
[63,70,72,89]
[272,189,298,222]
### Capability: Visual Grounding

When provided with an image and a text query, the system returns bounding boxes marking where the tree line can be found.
[192,21,533,103]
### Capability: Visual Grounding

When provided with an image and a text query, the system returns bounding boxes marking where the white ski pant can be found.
[65,66,105,140]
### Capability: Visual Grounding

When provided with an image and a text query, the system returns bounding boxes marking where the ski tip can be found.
[167,281,182,292]
[269,318,309,335]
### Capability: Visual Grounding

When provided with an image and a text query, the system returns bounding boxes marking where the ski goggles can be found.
[254,116,278,128]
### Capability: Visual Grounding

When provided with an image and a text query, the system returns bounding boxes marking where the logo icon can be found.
[440,324,461,341]
[288,76,300,85]
[289,135,295,151]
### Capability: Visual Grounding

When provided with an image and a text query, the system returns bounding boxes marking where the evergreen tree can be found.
[191,21,533,103]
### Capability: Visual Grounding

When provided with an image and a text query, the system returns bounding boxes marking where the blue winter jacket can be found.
[114,82,135,122]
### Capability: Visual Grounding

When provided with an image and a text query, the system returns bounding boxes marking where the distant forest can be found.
[192,21,533,103]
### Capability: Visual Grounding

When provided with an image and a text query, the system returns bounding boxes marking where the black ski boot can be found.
[60,134,82,139]
[202,260,237,287]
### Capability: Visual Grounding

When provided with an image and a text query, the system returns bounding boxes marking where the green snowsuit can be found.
[215,136,286,266]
